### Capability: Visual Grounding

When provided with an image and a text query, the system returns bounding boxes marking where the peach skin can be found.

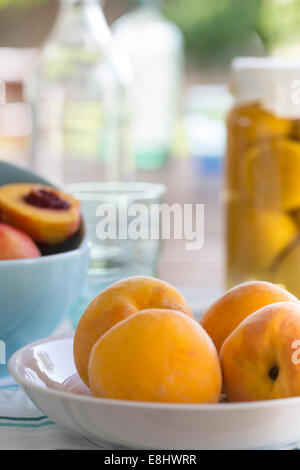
[74,276,193,385]
[0,183,80,245]
[0,222,41,260]
[88,309,222,403]
[200,281,298,353]
[220,301,300,401]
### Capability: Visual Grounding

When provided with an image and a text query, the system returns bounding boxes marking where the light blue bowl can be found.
[0,162,90,375]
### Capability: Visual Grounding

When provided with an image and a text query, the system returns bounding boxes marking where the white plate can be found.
[7,335,300,450]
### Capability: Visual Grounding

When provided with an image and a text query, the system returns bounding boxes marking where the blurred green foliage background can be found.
[163,0,300,60]
[1,0,300,62]
[164,0,261,60]
[0,0,43,6]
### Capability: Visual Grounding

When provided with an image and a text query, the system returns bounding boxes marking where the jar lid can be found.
[231,57,300,118]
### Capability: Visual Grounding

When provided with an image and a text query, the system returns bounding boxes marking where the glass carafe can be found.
[25,0,133,185]
[113,0,183,169]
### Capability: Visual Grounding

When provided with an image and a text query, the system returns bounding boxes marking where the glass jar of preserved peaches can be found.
[226,58,300,297]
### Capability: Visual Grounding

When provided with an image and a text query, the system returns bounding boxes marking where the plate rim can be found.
[8,333,300,412]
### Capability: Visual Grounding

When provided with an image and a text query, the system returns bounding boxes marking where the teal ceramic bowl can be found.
[0,162,90,375]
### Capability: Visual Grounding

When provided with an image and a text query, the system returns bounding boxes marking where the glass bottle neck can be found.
[133,0,163,11]
[60,0,102,5]
[53,0,110,45]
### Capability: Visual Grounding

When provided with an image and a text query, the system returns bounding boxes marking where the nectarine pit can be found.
[24,189,70,210]
[269,365,279,381]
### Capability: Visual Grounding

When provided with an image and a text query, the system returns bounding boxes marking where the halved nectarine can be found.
[0,183,80,245]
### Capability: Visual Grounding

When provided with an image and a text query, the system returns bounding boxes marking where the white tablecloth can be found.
[0,380,100,450]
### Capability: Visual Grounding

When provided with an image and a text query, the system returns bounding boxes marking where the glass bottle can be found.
[25,0,133,185]
[113,0,183,169]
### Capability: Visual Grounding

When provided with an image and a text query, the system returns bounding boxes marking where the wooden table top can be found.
[138,158,225,292]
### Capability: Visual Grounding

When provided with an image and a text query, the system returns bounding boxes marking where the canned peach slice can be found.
[226,104,292,193]
[272,239,300,298]
[241,138,300,210]
[226,199,297,276]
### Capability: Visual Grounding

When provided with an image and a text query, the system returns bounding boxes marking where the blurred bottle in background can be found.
[25,0,133,186]
[184,85,232,177]
[113,0,184,170]
[0,80,32,168]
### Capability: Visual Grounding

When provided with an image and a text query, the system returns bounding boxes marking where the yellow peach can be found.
[200,281,298,353]
[74,276,193,385]
[220,302,300,401]
[88,309,222,403]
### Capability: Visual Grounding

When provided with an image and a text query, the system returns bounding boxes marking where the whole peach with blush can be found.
[0,222,40,260]
[88,309,221,403]
[74,276,193,385]
[220,301,300,401]
[200,281,298,353]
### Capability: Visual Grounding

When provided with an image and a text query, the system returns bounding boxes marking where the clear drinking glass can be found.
[67,181,166,326]
[67,182,166,276]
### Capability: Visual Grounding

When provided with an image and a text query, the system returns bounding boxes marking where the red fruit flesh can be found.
[24,189,71,210]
